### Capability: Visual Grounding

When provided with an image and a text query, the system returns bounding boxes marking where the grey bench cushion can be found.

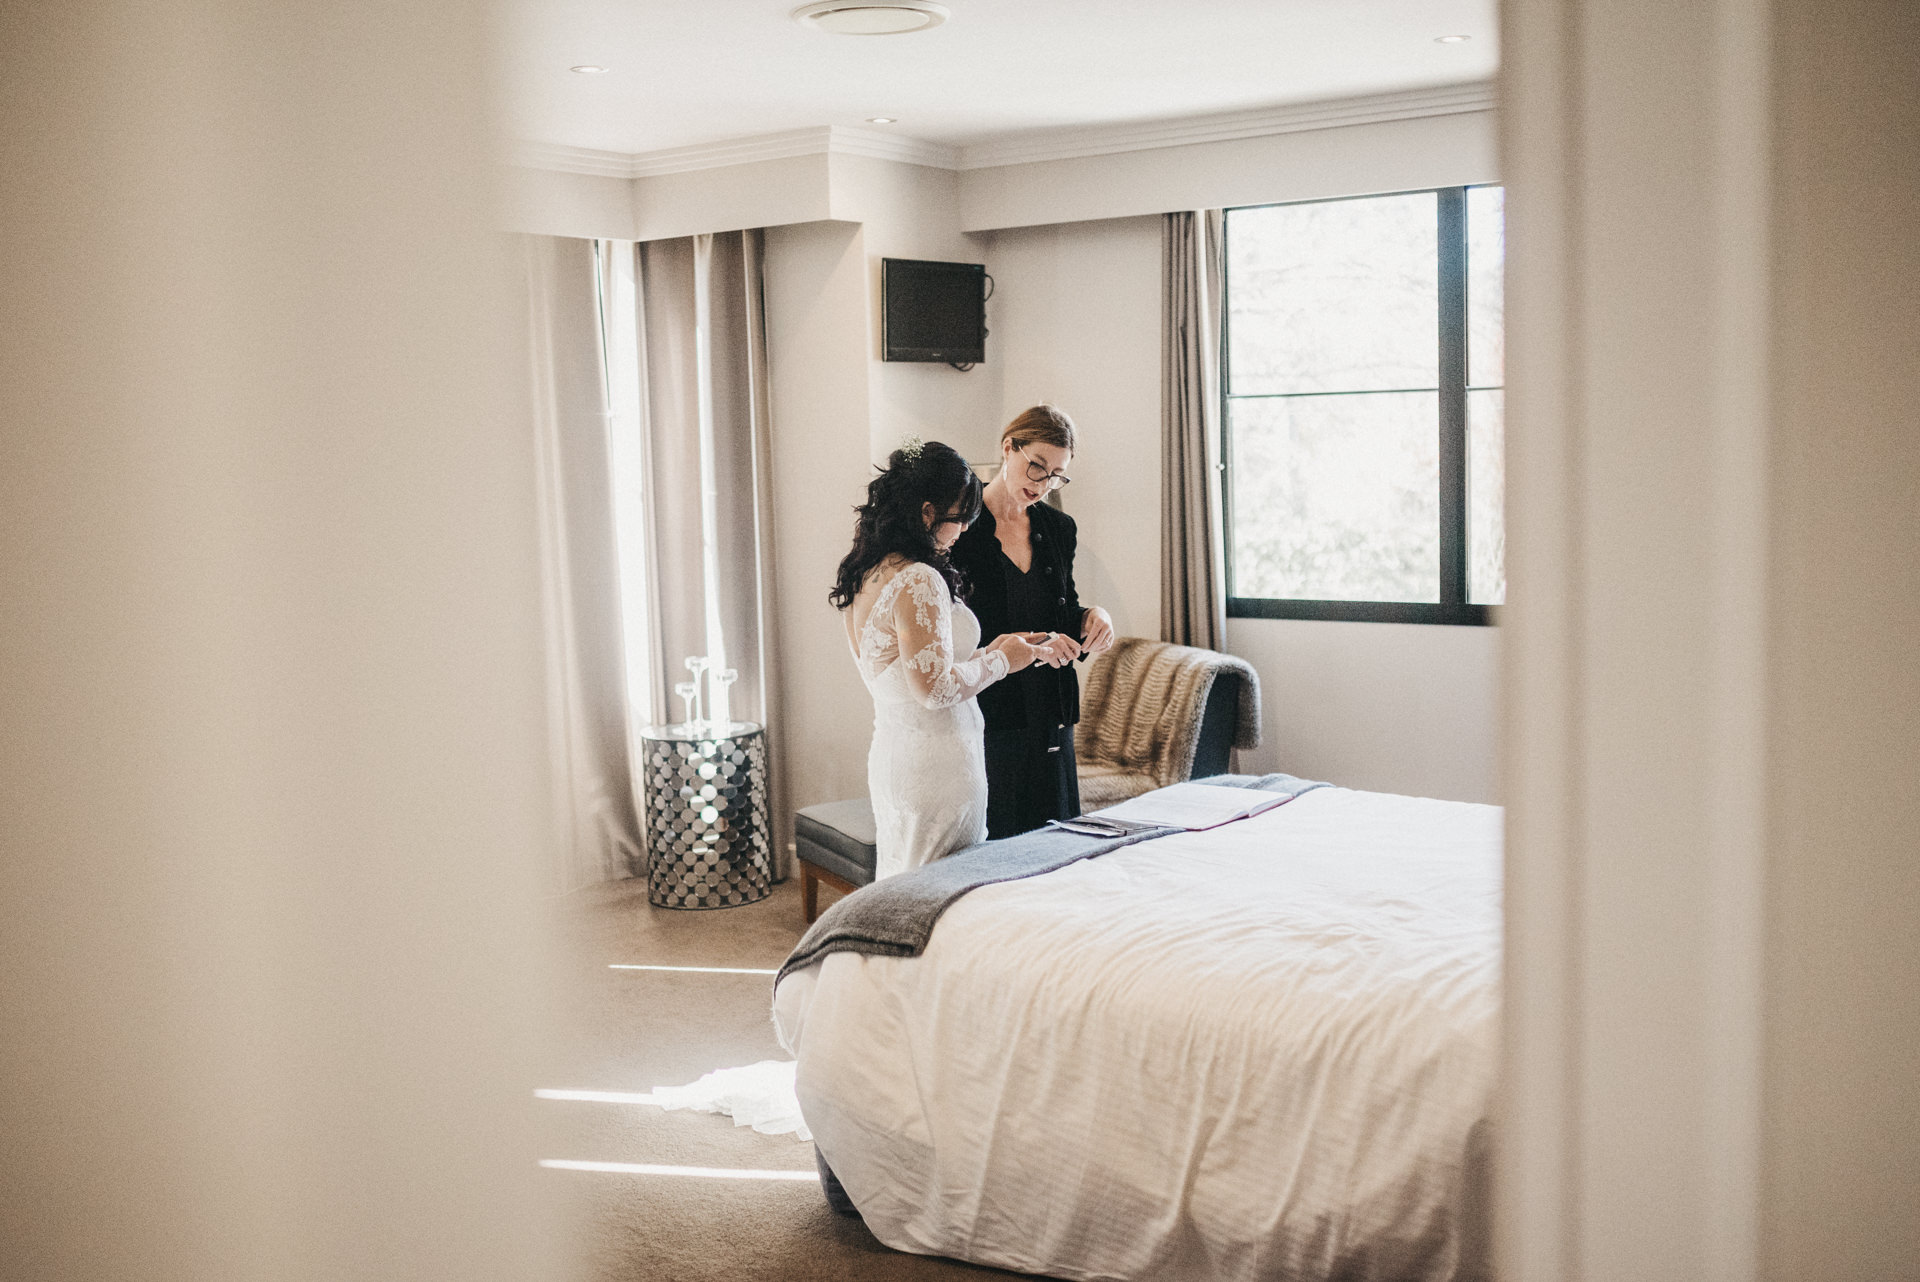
[796,798,878,888]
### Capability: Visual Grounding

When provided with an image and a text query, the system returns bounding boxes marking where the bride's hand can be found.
[989,633,1044,673]
[990,629,1052,671]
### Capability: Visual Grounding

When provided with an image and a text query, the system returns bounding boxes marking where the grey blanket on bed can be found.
[775,772,1328,987]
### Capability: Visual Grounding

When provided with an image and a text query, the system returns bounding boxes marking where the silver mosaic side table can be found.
[638,721,772,910]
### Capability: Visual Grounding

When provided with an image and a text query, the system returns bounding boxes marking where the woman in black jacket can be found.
[949,405,1116,839]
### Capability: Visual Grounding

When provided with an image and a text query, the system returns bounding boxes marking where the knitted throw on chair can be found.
[1073,637,1263,809]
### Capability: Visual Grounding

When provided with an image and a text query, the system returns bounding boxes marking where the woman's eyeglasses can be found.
[1018,447,1071,490]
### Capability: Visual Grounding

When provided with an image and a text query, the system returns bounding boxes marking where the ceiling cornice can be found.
[509,125,956,179]
[509,80,1495,181]
[509,139,638,179]
[825,125,961,170]
[507,130,828,178]
[955,81,1496,170]
[627,129,832,177]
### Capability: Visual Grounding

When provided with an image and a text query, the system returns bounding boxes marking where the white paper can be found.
[1089,781,1293,830]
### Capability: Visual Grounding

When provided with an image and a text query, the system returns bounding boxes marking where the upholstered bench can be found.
[795,798,877,923]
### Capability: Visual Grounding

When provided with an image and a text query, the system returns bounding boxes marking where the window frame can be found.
[1221,185,1498,627]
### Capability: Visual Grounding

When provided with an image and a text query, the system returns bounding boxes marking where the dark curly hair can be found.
[830,440,982,610]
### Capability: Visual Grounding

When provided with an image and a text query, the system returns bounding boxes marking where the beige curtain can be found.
[632,231,791,877]
[1160,209,1228,650]
[524,235,645,893]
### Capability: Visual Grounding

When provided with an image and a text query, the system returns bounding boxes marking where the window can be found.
[1223,186,1504,624]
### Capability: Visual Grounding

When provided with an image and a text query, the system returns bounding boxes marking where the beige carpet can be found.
[540,877,1023,1282]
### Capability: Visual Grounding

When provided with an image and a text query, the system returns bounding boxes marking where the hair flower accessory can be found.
[900,435,925,461]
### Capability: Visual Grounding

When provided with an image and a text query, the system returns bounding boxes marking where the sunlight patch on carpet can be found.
[540,1159,818,1181]
[535,1088,661,1104]
[608,963,778,975]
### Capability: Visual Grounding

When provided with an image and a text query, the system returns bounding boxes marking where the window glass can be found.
[1228,393,1440,603]
[1468,388,1505,605]
[1467,186,1505,389]
[1227,192,1438,395]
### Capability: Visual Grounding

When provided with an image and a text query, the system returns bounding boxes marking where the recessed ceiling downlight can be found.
[791,2,950,36]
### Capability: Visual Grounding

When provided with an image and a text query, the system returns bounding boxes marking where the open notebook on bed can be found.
[1074,780,1298,831]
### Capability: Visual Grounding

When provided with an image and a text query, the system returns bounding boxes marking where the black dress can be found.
[950,501,1085,839]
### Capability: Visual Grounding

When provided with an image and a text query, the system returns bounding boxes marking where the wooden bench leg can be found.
[798,859,862,924]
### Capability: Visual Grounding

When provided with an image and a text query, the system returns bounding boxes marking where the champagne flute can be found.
[707,667,738,730]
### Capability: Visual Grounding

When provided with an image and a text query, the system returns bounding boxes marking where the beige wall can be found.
[1229,618,1499,803]
[1,4,553,1278]
[501,165,634,240]
[1762,0,1920,1273]
[636,153,834,242]
[982,217,1165,640]
[763,221,876,817]
[1499,0,1920,1276]
[828,155,1003,464]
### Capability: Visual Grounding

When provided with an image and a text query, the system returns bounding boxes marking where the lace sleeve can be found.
[891,563,1009,709]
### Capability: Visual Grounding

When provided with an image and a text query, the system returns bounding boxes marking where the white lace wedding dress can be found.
[849,558,1010,879]
[649,561,1009,1143]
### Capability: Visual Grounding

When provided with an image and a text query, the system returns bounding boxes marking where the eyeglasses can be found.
[1017,446,1072,490]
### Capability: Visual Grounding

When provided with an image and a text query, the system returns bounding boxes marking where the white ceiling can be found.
[501,0,1500,160]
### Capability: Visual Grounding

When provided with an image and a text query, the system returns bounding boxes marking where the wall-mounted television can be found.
[882,258,987,364]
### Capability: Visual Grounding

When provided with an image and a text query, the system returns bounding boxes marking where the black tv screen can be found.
[883,258,986,363]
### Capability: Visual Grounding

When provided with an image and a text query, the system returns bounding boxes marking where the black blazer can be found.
[950,500,1084,731]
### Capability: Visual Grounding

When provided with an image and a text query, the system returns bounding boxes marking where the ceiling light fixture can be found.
[570,64,610,73]
[1434,34,1471,44]
[866,116,898,124]
[791,1,950,36]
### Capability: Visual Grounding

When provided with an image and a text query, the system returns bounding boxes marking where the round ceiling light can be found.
[791,2,950,36]
[1434,34,1471,44]
[570,64,610,73]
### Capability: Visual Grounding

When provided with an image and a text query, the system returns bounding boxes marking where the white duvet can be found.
[772,786,1500,1282]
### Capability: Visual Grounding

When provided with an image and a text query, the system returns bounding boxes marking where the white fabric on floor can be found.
[651,1060,811,1141]
[773,786,1500,1282]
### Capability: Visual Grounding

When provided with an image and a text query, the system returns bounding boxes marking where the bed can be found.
[771,780,1500,1282]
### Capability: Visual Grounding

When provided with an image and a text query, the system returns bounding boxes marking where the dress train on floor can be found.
[651,1059,810,1141]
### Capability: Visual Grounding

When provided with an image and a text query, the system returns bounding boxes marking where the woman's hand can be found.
[1021,631,1081,667]
[1080,606,1115,656]
[991,632,1078,672]
[989,633,1046,673]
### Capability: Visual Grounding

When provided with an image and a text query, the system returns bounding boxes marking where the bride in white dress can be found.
[649,443,1064,1141]
[831,440,1068,878]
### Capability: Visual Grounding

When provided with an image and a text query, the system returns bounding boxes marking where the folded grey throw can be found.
[775,773,1329,987]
